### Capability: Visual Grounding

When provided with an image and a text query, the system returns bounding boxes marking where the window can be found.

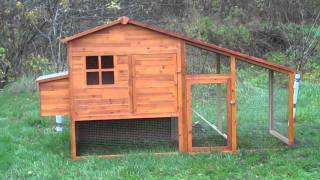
[86,56,115,85]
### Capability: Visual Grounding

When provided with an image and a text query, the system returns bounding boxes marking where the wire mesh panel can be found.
[190,83,228,148]
[76,118,178,156]
[272,71,289,138]
[236,60,291,149]
[186,45,230,75]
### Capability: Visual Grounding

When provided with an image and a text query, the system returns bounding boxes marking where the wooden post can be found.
[215,54,222,131]
[230,56,237,152]
[178,41,188,152]
[68,42,77,160]
[288,72,295,145]
[268,70,274,131]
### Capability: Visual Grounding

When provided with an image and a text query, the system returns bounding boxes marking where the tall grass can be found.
[3,76,37,95]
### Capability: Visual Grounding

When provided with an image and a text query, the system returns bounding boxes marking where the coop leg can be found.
[70,120,76,160]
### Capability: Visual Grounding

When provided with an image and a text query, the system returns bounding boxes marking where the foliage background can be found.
[0,0,320,87]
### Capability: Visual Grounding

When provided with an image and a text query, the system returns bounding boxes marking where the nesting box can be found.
[37,16,295,159]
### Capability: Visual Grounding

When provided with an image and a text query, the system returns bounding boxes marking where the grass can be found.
[0,79,320,179]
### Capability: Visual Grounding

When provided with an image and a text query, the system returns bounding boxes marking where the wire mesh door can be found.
[269,71,294,145]
[186,75,232,152]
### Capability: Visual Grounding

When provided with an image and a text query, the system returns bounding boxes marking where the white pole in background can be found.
[293,74,301,120]
[55,115,63,132]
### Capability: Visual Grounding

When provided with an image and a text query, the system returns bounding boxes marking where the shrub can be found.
[3,76,37,95]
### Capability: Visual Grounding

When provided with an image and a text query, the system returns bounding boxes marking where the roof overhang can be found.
[36,71,69,84]
[61,16,295,74]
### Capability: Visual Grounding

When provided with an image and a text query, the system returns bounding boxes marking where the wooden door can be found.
[186,75,232,152]
[132,53,178,115]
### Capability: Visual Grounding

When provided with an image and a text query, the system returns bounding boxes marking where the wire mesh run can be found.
[236,60,290,150]
[272,72,289,137]
[191,83,228,147]
[76,118,178,156]
[186,45,230,75]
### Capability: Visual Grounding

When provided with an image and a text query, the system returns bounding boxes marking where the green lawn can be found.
[0,80,320,179]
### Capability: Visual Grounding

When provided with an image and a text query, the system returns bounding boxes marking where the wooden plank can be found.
[269,130,289,144]
[76,104,129,111]
[128,55,134,113]
[135,103,177,114]
[71,50,178,57]
[186,74,231,81]
[76,152,179,160]
[135,87,176,94]
[186,80,192,152]
[191,146,229,152]
[178,41,186,151]
[188,78,228,84]
[76,112,179,121]
[131,55,137,113]
[136,93,175,101]
[74,98,129,105]
[134,74,175,81]
[230,56,237,152]
[288,72,295,145]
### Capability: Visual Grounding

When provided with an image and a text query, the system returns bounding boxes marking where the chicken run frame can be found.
[36,16,295,159]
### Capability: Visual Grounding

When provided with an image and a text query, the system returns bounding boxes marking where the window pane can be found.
[87,72,99,85]
[86,56,99,69]
[101,56,114,69]
[102,71,114,84]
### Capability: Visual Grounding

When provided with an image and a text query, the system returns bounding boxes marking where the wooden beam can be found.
[177,41,188,152]
[230,56,237,152]
[76,152,179,160]
[269,70,274,131]
[288,72,295,145]
[191,146,230,152]
[269,130,289,144]
[186,74,231,81]
[186,80,192,152]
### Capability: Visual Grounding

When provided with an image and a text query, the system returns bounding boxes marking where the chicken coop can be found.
[36,16,295,160]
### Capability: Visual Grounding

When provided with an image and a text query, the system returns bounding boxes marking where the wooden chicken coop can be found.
[36,16,295,159]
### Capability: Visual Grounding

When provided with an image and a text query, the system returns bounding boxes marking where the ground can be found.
[0,80,319,179]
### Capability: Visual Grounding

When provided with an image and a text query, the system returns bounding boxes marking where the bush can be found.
[3,76,37,95]
[24,55,51,76]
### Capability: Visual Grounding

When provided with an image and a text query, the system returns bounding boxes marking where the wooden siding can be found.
[70,24,180,56]
[71,55,131,120]
[70,24,181,121]
[39,78,69,116]
[133,53,177,114]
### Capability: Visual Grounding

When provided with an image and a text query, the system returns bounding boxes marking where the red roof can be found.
[62,16,294,73]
